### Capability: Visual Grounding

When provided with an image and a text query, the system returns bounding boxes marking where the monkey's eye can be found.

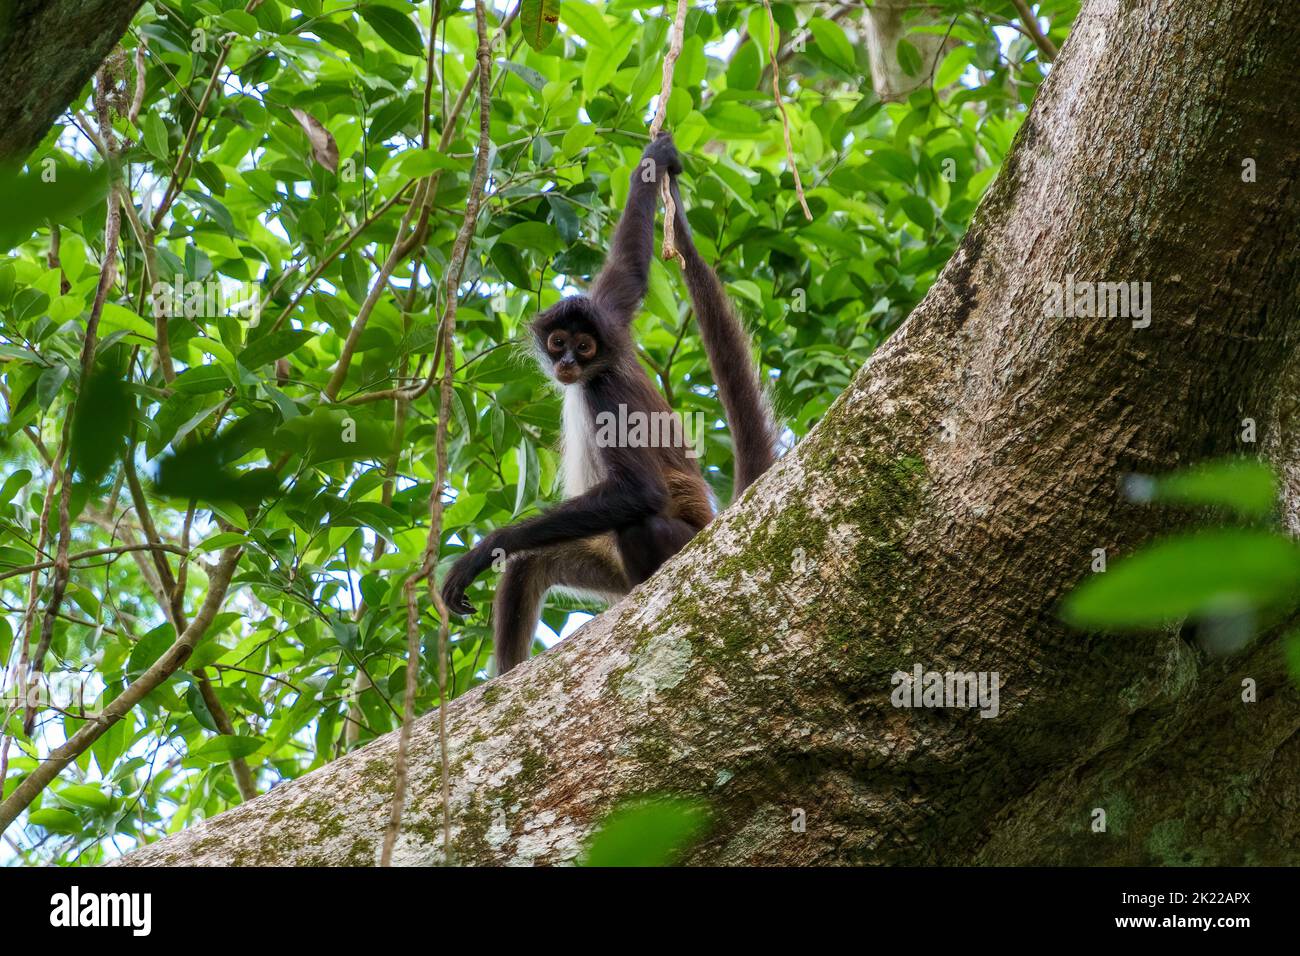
[547,332,567,353]
[574,335,596,358]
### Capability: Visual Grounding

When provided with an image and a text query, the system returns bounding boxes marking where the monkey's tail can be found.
[678,252,780,498]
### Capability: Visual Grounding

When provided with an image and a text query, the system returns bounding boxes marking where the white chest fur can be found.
[561,386,605,497]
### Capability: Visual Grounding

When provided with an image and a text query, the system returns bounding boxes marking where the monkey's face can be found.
[532,298,608,385]
[542,327,599,384]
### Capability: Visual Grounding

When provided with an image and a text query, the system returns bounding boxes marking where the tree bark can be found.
[0,0,146,162]
[120,0,1300,867]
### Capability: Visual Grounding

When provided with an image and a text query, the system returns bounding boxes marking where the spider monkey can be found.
[441,133,779,673]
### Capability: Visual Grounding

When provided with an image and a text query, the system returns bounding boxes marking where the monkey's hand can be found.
[440,543,495,616]
[642,132,683,178]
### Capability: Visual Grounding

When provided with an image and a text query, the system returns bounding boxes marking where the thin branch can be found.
[1007,0,1058,60]
[762,0,813,221]
[0,543,189,583]
[649,0,689,263]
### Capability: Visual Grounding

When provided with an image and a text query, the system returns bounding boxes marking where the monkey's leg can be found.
[616,516,698,585]
[493,536,629,673]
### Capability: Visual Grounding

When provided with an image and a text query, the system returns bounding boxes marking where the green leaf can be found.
[935,44,973,89]
[727,41,761,91]
[28,808,82,834]
[706,102,764,137]
[513,438,539,517]
[1144,459,1278,518]
[59,783,113,810]
[520,0,561,51]
[143,113,170,160]
[219,10,260,35]
[563,0,611,47]
[546,195,581,243]
[330,618,359,650]
[581,798,708,867]
[0,469,31,504]
[499,59,547,92]
[172,364,233,394]
[359,4,425,56]
[394,148,466,178]
[127,624,176,682]
[335,501,406,544]
[184,190,238,236]
[187,682,220,733]
[896,38,923,78]
[561,124,595,157]
[194,531,251,553]
[491,242,533,288]
[900,195,935,232]
[808,18,856,72]
[147,394,222,459]
[238,329,315,369]
[190,735,266,763]
[99,303,155,339]
[498,221,563,257]
[312,21,366,60]
[1061,530,1300,630]
[0,546,35,569]
[444,491,486,529]
[582,22,635,95]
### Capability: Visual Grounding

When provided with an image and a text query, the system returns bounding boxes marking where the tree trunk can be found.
[120,0,1300,867]
[0,0,146,162]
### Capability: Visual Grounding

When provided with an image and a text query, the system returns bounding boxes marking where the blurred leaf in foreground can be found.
[70,366,132,484]
[580,797,708,867]
[1126,458,1278,518]
[154,412,281,509]
[1061,529,1300,631]
[0,162,109,252]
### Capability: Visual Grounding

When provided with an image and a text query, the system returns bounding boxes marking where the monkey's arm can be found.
[590,134,682,323]
[441,469,667,615]
[667,177,779,495]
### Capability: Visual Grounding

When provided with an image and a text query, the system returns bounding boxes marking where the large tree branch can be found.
[120,0,1300,867]
[0,0,146,161]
